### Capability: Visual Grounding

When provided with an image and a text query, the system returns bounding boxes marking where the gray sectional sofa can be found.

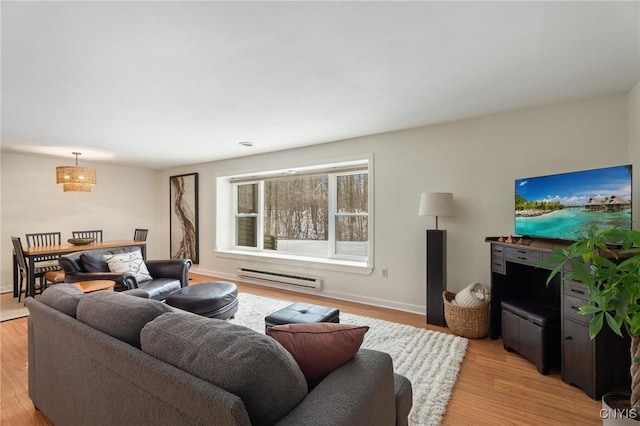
[26,285,413,425]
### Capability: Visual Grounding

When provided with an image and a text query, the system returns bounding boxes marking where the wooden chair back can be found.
[133,228,148,241]
[11,237,28,273]
[72,230,103,242]
[25,232,61,247]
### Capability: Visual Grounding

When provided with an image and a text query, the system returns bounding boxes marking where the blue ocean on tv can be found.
[515,165,632,240]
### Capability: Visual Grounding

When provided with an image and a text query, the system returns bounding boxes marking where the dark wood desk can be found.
[14,240,146,298]
[486,236,629,399]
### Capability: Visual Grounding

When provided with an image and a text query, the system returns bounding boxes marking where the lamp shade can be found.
[56,166,97,185]
[56,152,97,192]
[61,182,94,192]
[418,192,454,217]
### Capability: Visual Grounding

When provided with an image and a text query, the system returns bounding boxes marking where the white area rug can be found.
[231,293,469,426]
[0,293,29,322]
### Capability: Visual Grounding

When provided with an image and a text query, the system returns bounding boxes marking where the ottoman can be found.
[501,298,560,375]
[166,281,239,320]
[265,302,339,332]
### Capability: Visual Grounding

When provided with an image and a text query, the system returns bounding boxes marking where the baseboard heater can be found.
[236,268,322,290]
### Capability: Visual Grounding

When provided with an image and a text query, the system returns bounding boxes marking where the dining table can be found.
[14,240,147,299]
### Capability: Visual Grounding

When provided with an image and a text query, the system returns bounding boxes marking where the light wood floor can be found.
[1,273,602,425]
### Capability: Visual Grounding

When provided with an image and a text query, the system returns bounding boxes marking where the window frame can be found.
[215,156,374,274]
[234,180,261,249]
[330,171,370,260]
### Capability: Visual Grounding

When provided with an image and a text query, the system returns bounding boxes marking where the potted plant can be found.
[544,226,640,420]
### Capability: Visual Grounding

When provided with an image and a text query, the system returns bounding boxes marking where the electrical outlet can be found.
[381,268,388,278]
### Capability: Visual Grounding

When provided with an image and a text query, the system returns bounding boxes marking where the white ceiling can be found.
[2,1,639,169]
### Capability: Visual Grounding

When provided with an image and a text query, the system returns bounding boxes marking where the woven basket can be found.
[443,290,490,339]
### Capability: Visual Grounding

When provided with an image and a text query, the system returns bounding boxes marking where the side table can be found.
[72,280,116,293]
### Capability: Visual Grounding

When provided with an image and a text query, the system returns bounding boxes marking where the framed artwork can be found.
[170,172,199,264]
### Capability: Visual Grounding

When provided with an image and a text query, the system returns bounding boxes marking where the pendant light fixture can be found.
[56,152,97,192]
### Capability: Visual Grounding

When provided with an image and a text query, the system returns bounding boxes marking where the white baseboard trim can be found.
[191,267,426,316]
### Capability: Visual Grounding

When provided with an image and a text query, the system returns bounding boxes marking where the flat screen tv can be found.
[515,165,632,241]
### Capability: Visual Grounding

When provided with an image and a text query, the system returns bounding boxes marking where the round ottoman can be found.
[165,281,239,320]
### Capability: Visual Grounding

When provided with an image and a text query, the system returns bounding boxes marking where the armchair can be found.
[59,246,191,301]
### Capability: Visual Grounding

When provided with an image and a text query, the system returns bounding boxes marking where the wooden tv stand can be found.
[486,237,630,399]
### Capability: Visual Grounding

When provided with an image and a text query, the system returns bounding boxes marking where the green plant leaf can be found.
[605,312,623,337]
[631,313,640,335]
[579,305,600,315]
[571,261,593,285]
[589,312,604,339]
[544,262,564,286]
[545,227,640,338]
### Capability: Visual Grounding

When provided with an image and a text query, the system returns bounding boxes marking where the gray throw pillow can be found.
[76,291,172,348]
[140,312,308,426]
[39,284,84,317]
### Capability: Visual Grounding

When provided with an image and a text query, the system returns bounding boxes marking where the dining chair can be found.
[25,232,65,283]
[25,232,61,247]
[133,228,148,241]
[72,229,103,242]
[12,237,49,302]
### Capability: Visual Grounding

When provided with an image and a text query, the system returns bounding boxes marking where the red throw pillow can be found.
[267,322,369,387]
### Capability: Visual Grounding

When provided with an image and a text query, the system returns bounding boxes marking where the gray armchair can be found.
[58,246,191,301]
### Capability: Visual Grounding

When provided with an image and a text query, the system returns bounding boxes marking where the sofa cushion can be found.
[80,252,110,272]
[76,291,172,348]
[267,323,369,387]
[140,312,308,426]
[39,284,84,317]
[104,249,152,282]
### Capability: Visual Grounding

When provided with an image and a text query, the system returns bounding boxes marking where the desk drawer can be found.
[491,245,505,258]
[505,247,541,266]
[563,294,591,324]
[491,244,506,274]
[491,257,506,274]
[564,280,589,301]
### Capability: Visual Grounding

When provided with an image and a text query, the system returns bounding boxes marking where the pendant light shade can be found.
[56,152,97,192]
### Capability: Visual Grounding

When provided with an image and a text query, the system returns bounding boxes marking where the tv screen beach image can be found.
[515,165,632,240]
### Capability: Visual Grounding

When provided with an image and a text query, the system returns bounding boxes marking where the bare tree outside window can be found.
[234,168,369,259]
[265,175,328,239]
[336,173,368,256]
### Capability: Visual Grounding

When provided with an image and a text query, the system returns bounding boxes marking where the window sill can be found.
[214,249,374,275]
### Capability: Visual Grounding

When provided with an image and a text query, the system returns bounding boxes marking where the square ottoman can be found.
[265,302,339,333]
[501,298,560,375]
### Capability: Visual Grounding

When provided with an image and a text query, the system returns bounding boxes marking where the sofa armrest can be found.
[146,259,192,287]
[275,349,398,426]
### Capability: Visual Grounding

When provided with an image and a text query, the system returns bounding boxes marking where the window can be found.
[236,183,258,247]
[218,158,372,270]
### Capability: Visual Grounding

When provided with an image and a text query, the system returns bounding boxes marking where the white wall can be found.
[0,153,163,293]
[1,93,633,311]
[160,93,631,314]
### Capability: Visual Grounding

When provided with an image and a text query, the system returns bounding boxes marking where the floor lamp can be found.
[419,192,454,326]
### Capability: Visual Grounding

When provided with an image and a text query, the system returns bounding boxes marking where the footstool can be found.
[265,302,339,332]
[165,281,239,320]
